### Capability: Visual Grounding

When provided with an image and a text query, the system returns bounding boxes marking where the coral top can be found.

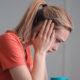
[0,30,33,80]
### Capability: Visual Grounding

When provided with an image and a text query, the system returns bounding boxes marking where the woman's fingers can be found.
[47,23,54,39]
[32,19,55,54]
[50,30,55,41]
[37,19,55,42]
[39,20,48,37]
[43,20,52,38]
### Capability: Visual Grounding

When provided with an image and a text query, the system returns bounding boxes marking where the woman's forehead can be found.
[55,28,70,41]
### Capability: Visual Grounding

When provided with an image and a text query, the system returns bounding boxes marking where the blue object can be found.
[50,77,70,80]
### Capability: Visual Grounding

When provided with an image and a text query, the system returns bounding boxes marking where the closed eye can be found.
[56,39,61,43]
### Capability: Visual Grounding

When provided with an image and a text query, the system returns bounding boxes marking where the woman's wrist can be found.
[32,51,46,80]
[34,51,46,67]
[34,50,46,57]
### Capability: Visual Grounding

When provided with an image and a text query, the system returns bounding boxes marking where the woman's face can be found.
[49,27,70,52]
[33,23,70,53]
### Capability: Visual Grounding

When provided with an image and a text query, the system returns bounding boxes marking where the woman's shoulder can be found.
[2,30,18,39]
[0,30,23,49]
[0,30,20,43]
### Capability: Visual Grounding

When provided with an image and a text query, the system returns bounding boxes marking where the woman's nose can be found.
[52,47,57,51]
[52,45,58,51]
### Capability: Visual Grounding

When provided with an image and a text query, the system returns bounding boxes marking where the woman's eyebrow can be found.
[57,37,65,42]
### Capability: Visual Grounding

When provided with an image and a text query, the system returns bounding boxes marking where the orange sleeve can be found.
[0,33,26,70]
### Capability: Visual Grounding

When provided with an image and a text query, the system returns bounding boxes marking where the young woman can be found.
[0,0,73,80]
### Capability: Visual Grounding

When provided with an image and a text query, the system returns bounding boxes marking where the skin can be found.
[22,20,70,80]
[32,22,70,78]
[9,20,70,80]
[23,22,70,52]
[50,26,70,51]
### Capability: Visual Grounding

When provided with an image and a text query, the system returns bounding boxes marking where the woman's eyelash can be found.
[56,39,61,43]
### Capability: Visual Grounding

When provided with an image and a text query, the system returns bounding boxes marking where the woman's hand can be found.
[32,20,55,55]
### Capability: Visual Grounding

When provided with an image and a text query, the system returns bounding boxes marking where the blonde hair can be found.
[13,0,73,44]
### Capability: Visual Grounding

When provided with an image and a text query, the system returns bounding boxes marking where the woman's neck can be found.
[22,40,32,50]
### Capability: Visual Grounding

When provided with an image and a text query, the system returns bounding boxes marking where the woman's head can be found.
[13,0,73,45]
[33,21,70,52]
[32,5,73,32]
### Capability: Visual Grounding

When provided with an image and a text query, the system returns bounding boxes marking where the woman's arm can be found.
[31,52,46,80]
[44,63,48,80]
[9,65,32,80]
[30,59,48,80]
[9,20,54,80]
[9,52,46,80]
